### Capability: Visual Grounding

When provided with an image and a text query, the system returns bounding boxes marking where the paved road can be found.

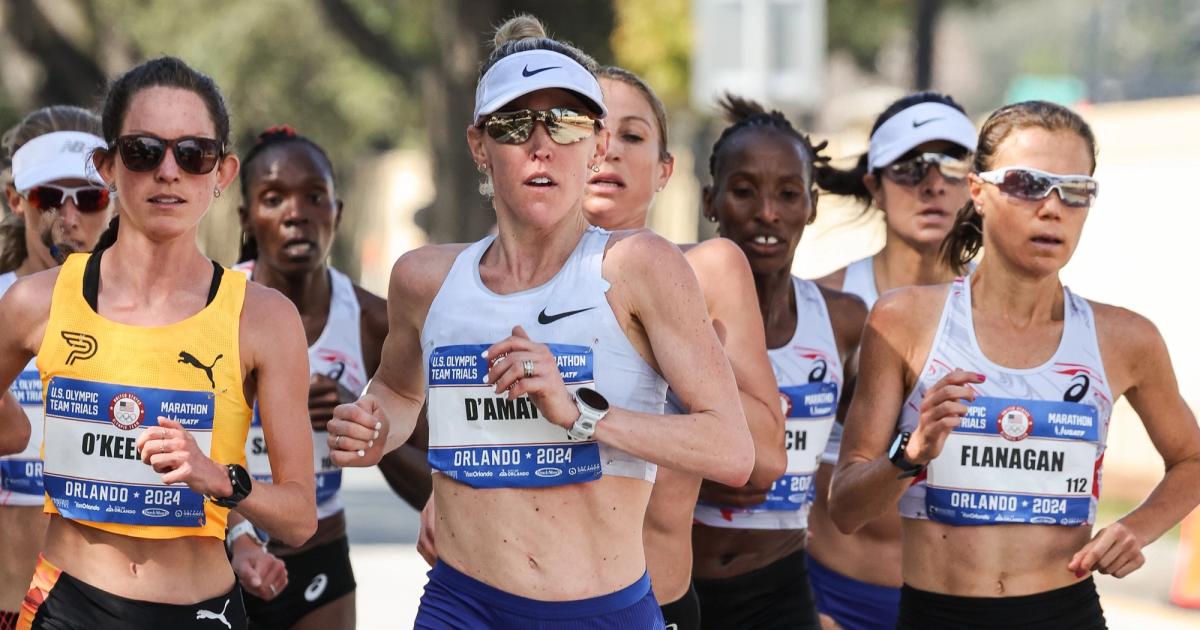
[338,468,1200,629]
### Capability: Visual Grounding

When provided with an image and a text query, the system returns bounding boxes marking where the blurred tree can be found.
[320,0,616,244]
[611,0,691,109]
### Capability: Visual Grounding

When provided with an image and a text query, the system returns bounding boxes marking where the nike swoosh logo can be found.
[537,307,595,325]
[522,65,561,77]
[912,117,942,127]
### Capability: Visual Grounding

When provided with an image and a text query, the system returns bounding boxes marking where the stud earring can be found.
[477,162,488,173]
[214,188,221,198]
[590,164,600,173]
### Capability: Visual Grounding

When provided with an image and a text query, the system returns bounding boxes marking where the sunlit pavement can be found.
[340,469,1200,629]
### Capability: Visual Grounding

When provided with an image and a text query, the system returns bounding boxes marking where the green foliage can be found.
[611,0,691,108]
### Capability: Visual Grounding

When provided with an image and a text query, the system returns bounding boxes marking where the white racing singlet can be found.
[898,276,1113,526]
[694,278,842,529]
[236,262,367,520]
[1,272,45,507]
[423,226,666,489]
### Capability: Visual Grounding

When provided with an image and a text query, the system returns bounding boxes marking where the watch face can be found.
[230,464,252,495]
[577,387,609,412]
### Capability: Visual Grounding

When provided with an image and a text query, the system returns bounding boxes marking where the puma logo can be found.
[195,598,231,628]
[178,351,223,388]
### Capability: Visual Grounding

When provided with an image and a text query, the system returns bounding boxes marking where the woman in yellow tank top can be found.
[0,57,316,630]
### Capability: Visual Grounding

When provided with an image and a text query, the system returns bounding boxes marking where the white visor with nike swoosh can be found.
[867,102,977,171]
[473,49,606,123]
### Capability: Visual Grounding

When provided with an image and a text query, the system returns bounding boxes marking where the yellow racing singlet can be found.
[35,253,252,539]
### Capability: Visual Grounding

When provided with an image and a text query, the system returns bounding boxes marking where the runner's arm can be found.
[690,239,786,488]
[593,232,754,486]
[235,286,318,546]
[1071,308,1200,576]
[0,275,46,455]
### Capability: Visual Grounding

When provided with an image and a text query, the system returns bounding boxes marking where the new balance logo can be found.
[178,351,223,389]
[61,331,97,365]
[195,599,231,628]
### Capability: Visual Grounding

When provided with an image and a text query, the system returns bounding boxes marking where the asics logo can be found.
[1064,374,1090,403]
[304,573,329,602]
[61,331,97,365]
[195,599,231,628]
[522,65,560,77]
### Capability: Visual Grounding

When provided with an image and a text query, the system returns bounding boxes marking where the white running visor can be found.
[12,131,107,194]
[473,49,606,123]
[867,102,977,171]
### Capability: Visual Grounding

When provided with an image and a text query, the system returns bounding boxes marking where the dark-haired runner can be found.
[229,126,392,630]
[690,95,867,630]
[0,57,316,630]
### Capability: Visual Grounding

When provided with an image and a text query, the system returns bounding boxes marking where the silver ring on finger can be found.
[523,359,534,379]
[160,439,167,454]
[334,434,343,449]
[269,584,277,595]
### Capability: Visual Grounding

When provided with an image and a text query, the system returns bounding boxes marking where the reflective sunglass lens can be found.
[75,188,111,213]
[28,187,64,211]
[175,139,220,174]
[546,110,595,145]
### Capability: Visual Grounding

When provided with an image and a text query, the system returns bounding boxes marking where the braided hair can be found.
[708,94,829,196]
[237,125,335,263]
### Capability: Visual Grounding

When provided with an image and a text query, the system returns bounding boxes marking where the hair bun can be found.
[493,14,547,49]
[258,124,297,144]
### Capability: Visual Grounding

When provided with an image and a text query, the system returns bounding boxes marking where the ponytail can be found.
[940,200,983,274]
[814,153,872,206]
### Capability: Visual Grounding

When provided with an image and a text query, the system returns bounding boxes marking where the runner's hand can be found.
[417,498,438,567]
[232,540,288,601]
[308,374,341,432]
[485,326,576,429]
[1068,521,1146,579]
[328,395,387,467]
[698,479,769,508]
[906,369,983,466]
[136,417,230,496]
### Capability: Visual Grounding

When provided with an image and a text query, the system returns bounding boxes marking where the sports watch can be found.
[888,431,925,479]
[567,388,609,441]
[211,463,253,508]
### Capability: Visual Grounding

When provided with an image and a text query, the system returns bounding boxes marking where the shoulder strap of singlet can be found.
[83,248,223,312]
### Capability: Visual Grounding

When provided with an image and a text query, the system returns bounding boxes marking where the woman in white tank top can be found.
[830,101,1200,629]
[806,92,977,630]
[326,16,753,629]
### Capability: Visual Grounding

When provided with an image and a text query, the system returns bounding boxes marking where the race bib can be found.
[41,377,212,527]
[759,381,839,511]
[1,369,45,495]
[246,406,341,504]
[925,397,1100,526]
[426,343,601,489]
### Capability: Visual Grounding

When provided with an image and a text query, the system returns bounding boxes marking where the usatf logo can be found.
[109,393,145,430]
[61,331,97,365]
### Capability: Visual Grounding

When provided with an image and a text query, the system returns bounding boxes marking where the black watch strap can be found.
[211,463,251,508]
[889,432,925,478]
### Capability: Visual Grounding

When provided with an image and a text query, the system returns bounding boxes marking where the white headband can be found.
[473,49,606,122]
[12,130,107,193]
[867,102,977,171]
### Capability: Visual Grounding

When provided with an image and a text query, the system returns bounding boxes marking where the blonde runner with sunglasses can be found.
[326,14,753,630]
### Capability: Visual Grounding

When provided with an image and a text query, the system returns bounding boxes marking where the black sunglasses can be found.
[114,134,224,175]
